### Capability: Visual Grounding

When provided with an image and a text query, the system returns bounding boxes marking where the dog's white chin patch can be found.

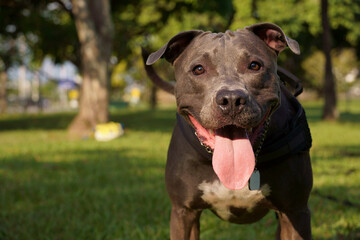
[198,180,270,221]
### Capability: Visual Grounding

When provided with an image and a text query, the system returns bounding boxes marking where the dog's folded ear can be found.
[146,30,203,65]
[245,23,300,55]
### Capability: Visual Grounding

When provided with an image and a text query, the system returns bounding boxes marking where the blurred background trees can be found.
[0,0,359,135]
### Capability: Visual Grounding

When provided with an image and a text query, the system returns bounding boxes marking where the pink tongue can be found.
[212,127,255,190]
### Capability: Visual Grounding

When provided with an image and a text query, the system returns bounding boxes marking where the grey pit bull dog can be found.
[144,23,313,240]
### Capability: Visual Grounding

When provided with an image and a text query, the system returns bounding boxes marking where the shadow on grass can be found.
[110,108,176,133]
[311,186,360,240]
[304,105,360,123]
[0,104,358,132]
[0,113,75,131]
[0,148,170,239]
[339,111,360,123]
[312,144,360,160]
[312,188,360,209]
[1,103,359,239]
[0,108,177,133]
[303,106,322,122]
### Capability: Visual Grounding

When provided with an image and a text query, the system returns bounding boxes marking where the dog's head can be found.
[146,23,300,189]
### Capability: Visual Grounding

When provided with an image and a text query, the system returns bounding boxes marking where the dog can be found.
[143,22,313,240]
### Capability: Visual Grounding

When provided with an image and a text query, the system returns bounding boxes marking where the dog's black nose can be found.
[216,89,247,115]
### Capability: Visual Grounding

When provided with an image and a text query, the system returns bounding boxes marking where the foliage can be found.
[231,0,360,50]
[111,0,234,91]
[0,36,21,70]
[39,79,59,100]
[0,1,79,67]
[1,0,360,101]
[329,0,360,47]
[0,101,360,239]
[230,0,360,91]
[110,60,128,99]
[332,48,360,92]
[112,0,234,52]
[302,48,360,93]
[231,0,321,36]
[111,60,127,89]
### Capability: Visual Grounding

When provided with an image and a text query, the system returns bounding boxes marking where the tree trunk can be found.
[0,70,7,114]
[68,0,114,137]
[150,85,157,110]
[251,0,259,20]
[321,0,338,120]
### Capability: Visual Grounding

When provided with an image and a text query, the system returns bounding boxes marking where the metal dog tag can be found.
[249,169,260,190]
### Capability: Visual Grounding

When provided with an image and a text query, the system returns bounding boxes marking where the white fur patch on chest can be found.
[198,180,270,220]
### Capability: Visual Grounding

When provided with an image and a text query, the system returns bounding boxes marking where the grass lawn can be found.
[0,100,359,240]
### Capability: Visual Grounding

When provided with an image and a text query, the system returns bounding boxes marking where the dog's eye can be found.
[192,65,205,75]
[249,61,261,71]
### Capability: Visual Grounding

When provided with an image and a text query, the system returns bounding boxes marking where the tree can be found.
[2,0,359,121]
[0,0,112,134]
[111,0,234,108]
[67,0,114,136]
[230,0,360,120]
[321,0,338,120]
[0,38,17,114]
[0,0,80,114]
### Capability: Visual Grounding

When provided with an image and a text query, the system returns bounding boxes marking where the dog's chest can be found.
[198,180,270,220]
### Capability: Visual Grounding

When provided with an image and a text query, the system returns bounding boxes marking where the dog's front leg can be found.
[170,206,201,240]
[276,207,312,240]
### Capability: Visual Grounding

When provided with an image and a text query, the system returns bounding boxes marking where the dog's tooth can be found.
[208,129,215,136]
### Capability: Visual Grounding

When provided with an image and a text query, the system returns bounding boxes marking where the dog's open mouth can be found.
[188,111,270,190]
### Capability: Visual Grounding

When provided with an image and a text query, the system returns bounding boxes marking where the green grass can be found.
[0,101,359,240]
[303,100,360,240]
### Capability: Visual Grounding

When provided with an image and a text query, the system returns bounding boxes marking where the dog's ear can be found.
[245,23,300,55]
[146,30,203,65]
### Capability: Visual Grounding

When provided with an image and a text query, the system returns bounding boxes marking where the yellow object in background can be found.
[68,90,79,100]
[130,87,141,104]
[94,122,124,141]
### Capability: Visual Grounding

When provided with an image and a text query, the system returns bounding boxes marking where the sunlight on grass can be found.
[303,99,360,240]
[0,101,359,239]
